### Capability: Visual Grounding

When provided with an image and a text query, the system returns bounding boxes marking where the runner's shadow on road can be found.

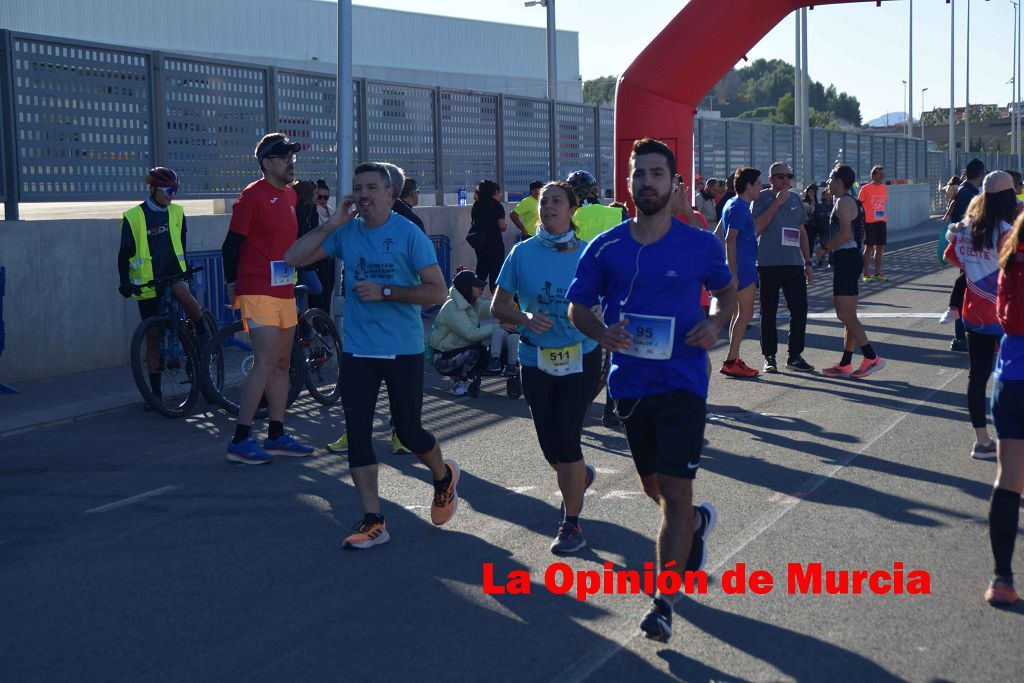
[668,595,903,681]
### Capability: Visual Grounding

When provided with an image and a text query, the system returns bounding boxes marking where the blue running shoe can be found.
[227,438,273,465]
[263,433,315,457]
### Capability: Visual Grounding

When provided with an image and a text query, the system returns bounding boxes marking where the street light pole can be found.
[903,80,908,137]
[949,0,956,174]
[525,0,558,101]
[908,0,914,138]
[965,0,971,155]
[921,87,929,139]
[337,0,352,198]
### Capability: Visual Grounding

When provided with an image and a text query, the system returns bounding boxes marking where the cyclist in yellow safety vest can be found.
[568,170,628,243]
[117,167,205,402]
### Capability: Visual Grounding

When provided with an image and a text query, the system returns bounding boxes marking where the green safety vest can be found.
[124,203,186,300]
[574,203,623,243]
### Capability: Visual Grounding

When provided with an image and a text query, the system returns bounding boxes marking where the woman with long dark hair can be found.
[467,179,507,293]
[983,209,1024,606]
[943,172,1021,460]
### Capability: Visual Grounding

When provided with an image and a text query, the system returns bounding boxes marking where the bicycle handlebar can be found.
[141,265,204,289]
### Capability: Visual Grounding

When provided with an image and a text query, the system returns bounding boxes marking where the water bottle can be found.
[457,188,467,206]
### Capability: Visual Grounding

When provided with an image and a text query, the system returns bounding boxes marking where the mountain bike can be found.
[129,266,218,417]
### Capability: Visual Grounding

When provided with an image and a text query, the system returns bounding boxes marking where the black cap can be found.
[453,270,487,290]
[256,134,301,162]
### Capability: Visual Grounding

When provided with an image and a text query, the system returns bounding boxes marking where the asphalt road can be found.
[2,237,1022,681]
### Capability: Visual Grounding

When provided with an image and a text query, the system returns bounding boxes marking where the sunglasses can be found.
[316,194,329,200]
[157,186,177,197]
[772,173,794,180]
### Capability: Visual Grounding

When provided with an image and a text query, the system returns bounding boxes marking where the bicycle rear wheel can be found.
[300,308,342,405]
[198,309,222,404]
[202,320,304,417]
[130,316,201,418]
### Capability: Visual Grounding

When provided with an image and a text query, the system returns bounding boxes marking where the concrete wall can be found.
[0,189,930,383]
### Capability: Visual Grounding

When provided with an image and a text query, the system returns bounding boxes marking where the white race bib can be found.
[270,260,296,287]
[538,343,583,376]
[620,314,675,360]
[781,227,801,247]
[874,209,885,221]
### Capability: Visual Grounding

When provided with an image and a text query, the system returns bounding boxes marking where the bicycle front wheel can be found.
[199,309,223,405]
[130,316,200,418]
[300,308,342,405]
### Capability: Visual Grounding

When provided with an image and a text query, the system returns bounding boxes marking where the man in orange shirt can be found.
[858,165,889,282]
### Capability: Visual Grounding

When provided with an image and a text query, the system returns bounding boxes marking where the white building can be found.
[0,0,583,101]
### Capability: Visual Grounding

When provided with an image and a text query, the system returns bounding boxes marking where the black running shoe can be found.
[685,503,717,572]
[639,597,673,642]
[550,521,587,555]
[786,355,815,372]
[763,355,778,374]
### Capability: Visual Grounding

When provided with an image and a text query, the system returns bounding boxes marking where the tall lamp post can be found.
[949,0,956,174]
[903,80,908,136]
[921,87,929,139]
[525,0,557,101]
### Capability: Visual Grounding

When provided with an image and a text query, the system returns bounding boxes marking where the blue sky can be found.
[350,0,1018,122]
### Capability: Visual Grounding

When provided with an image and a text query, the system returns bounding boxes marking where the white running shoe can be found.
[939,307,960,325]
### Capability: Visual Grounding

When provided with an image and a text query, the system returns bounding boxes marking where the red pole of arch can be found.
[613,0,884,208]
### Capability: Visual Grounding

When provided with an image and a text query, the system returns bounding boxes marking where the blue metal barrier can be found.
[189,249,239,328]
[425,235,453,317]
[0,266,19,393]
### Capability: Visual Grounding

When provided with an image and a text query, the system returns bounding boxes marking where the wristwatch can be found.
[382,287,393,299]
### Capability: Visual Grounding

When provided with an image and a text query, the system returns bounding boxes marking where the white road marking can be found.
[600,490,645,501]
[554,368,964,683]
[84,486,181,514]
[509,486,537,494]
[760,311,943,321]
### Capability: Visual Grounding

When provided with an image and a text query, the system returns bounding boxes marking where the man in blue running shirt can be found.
[568,138,737,643]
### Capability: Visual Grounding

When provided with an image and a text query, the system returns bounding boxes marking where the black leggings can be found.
[340,353,436,467]
[949,272,967,309]
[757,265,808,358]
[473,243,505,293]
[966,331,998,429]
[521,347,602,465]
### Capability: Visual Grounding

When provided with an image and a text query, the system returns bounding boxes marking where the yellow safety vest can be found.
[574,203,623,243]
[124,203,186,300]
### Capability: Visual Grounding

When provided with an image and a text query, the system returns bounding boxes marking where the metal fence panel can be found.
[276,70,338,191]
[11,35,151,199]
[896,138,908,180]
[365,81,436,194]
[811,129,829,181]
[698,118,727,180]
[554,102,596,182]
[440,90,498,195]
[503,96,550,195]
[599,105,614,193]
[162,55,267,196]
[751,123,773,176]
[726,121,751,176]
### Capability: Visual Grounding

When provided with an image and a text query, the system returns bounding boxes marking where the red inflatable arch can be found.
[614,0,881,206]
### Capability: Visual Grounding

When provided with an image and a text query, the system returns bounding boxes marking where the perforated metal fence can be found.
[0,29,949,217]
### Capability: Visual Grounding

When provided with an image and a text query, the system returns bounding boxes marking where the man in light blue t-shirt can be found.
[285,161,460,551]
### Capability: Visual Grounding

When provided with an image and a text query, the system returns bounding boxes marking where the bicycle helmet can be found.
[566,170,599,204]
[146,167,180,189]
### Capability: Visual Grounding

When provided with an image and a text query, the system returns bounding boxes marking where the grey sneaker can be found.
[550,521,587,555]
[971,441,997,460]
[786,355,815,372]
[685,503,717,572]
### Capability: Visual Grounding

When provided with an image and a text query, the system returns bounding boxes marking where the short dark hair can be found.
[630,138,676,177]
[733,167,761,194]
[353,162,392,188]
[1003,169,1022,186]
[315,178,330,192]
[965,158,986,180]
[401,177,418,199]
[870,165,884,178]
[529,180,544,191]
[831,164,856,190]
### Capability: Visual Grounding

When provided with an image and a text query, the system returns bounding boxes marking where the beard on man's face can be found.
[634,187,671,216]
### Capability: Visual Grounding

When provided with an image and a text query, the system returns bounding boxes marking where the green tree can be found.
[770,93,795,125]
[583,76,616,105]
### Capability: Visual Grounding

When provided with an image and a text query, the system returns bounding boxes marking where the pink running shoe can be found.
[821,363,853,377]
[850,356,886,378]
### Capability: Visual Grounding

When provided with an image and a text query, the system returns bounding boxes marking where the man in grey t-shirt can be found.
[751,161,815,374]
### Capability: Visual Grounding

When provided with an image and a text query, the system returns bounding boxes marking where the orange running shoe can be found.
[850,356,886,379]
[984,576,1019,606]
[342,518,390,550]
[720,359,760,378]
[821,363,854,378]
[431,458,461,526]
